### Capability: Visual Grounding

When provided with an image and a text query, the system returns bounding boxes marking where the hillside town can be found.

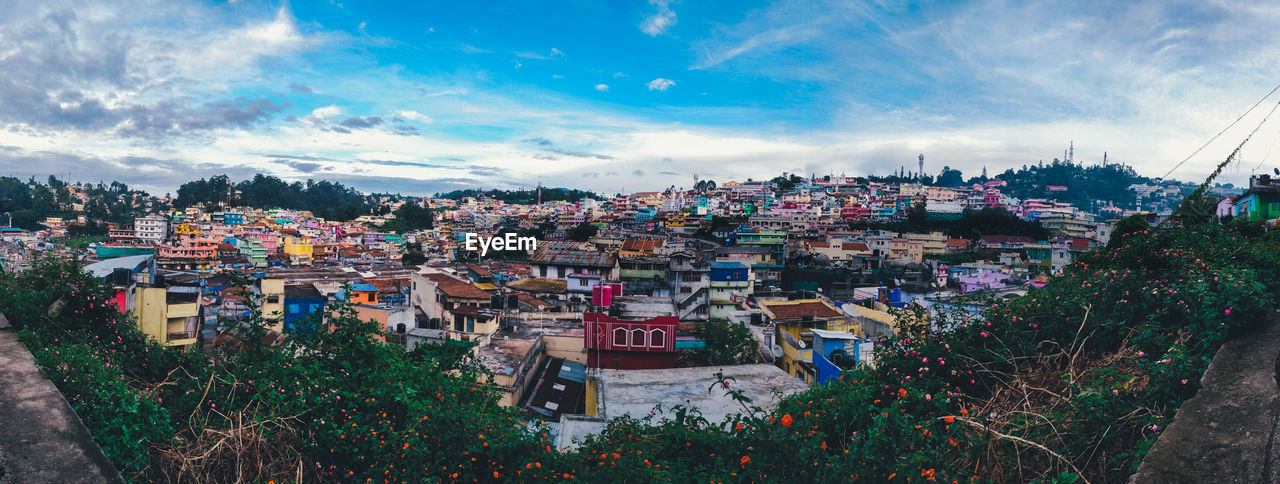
[0,168,1269,445]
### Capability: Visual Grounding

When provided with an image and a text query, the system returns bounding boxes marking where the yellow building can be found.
[256,277,285,332]
[133,285,201,347]
[175,222,202,236]
[282,237,313,266]
[760,299,856,382]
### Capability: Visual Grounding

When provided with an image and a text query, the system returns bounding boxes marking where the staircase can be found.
[675,286,708,321]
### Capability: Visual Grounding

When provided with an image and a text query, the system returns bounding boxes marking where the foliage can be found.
[0,175,147,229]
[380,201,434,233]
[684,321,760,366]
[852,205,1049,240]
[994,159,1148,212]
[436,187,598,204]
[1109,214,1151,248]
[174,174,370,221]
[566,222,599,242]
[400,250,427,266]
[934,166,966,187]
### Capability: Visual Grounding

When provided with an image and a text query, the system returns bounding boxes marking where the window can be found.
[266,296,279,304]
[466,318,474,333]
[613,328,627,346]
[650,329,665,347]
[454,314,464,331]
[632,329,646,347]
[287,304,299,314]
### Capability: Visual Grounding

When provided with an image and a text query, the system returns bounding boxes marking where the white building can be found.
[134,214,170,244]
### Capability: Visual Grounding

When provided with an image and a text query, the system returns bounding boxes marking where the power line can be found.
[1161,81,1280,180]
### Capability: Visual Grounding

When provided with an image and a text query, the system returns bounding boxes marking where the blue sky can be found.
[1,0,1279,195]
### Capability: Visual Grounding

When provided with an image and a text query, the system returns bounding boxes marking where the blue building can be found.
[709,261,750,282]
[283,285,325,335]
[224,212,244,225]
[811,329,872,385]
[634,208,656,223]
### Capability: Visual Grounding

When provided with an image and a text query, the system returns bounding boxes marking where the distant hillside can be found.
[174,174,372,221]
[0,176,148,232]
[435,187,599,203]
[993,159,1150,211]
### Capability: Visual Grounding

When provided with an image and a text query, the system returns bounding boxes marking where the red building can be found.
[583,312,678,370]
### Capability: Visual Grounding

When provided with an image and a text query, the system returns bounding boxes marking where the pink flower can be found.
[1225,308,1231,315]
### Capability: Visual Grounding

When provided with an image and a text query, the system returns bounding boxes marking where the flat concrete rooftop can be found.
[558,364,809,448]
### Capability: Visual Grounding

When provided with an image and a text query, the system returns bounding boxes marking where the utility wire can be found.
[1161,81,1280,180]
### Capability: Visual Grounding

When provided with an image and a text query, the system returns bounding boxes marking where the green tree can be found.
[566,222,598,241]
[400,250,427,266]
[686,321,760,365]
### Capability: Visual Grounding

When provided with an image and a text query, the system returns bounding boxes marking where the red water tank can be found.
[600,284,613,307]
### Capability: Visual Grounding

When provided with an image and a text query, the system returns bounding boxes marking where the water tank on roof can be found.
[396,323,406,333]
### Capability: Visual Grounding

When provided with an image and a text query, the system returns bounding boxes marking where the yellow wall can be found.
[133,287,198,347]
[544,334,587,364]
[283,237,313,264]
[133,287,167,343]
[260,278,285,332]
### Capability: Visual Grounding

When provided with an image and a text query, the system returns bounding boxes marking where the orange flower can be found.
[780,414,793,428]
[943,416,955,423]
[740,456,751,467]
[898,388,908,398]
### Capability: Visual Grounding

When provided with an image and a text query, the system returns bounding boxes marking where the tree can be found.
[685,321,760,365]
[400,250,427,266]
[566,222,598,242]
[934,166,964,187]
[1108,214,1150,248]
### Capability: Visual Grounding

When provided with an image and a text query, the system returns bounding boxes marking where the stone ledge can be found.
[0,316,123,484]
[1131,313,1280,483]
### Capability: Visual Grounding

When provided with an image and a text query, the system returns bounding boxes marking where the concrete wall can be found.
[0,313,124,483]
[1132,315,1280,483]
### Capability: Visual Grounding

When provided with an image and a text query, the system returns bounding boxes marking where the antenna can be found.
[1068,141,1074,164]
[918,153,924,179]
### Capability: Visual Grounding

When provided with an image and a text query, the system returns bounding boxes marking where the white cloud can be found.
[311,105,342,119]
[647,78,675,91]
[595,84,609,92]
[396,110,432,123]
[639,0,676,36]
[550,47,566,58]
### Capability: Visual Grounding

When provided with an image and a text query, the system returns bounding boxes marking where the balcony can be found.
[167,329,197,341]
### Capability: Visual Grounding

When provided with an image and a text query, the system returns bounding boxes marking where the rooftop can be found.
[760,299,843,321]
[508,277,568,294]
[421,272,491,299]
[557,364,809,448]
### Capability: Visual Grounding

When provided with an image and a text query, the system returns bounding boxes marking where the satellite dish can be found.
[1273,168,1279,175]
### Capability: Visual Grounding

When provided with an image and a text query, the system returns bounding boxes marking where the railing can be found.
[676,287,708,309]
[166,330,198,341]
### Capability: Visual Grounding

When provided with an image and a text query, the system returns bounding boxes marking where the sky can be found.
[2,0,1280,196]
